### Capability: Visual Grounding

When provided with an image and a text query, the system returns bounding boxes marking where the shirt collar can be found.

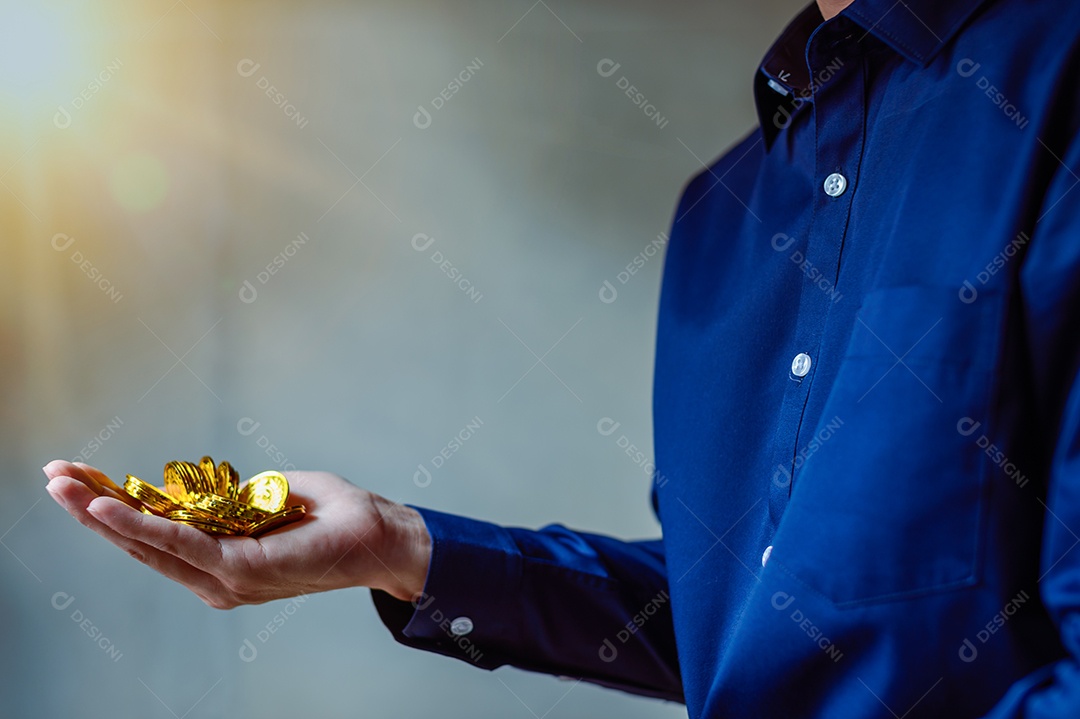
[844,0,991,66]
[754,0,992,149]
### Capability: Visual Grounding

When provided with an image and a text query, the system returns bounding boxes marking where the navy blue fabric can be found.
[371,0,1080,715]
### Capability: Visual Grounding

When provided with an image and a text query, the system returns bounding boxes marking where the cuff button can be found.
[450,617,474,636]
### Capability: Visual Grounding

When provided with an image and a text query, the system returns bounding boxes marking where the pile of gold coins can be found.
[123,457,305,537]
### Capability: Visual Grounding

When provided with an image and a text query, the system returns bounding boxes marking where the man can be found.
[44,0,1080,715]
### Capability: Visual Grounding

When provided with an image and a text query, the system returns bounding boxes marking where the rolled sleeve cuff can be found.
[370,505,522,670]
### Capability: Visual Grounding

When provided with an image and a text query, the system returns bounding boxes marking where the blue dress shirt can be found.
[372,0,1080,716]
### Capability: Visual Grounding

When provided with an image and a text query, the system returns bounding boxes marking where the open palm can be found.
[43,460,429,607]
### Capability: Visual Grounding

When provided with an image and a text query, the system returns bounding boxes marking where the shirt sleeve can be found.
[369,500,683,702]
[985,373,1080,718]
[983,127,1080,717]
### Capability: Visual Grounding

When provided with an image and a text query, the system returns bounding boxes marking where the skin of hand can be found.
[817,0,856,21]
[42,460,432,609]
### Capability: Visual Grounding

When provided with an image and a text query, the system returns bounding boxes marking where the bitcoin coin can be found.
[238,471,289,513]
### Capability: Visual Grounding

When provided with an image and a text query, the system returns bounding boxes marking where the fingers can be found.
[88,496,267,608]
[43,459,141,509]
[44,459,103,493]
[47,476,229,605]
[73,462,125,493]
[88,494,225,572]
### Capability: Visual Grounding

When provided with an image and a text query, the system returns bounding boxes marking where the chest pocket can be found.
[771,285,1002,606]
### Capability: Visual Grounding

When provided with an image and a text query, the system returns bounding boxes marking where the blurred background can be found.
[0,0,803,716]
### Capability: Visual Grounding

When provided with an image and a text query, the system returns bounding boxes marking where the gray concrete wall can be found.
[0,1,804,716]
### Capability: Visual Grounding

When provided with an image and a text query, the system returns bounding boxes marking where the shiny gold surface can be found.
[122,457,304,537]
[237,471,289,514]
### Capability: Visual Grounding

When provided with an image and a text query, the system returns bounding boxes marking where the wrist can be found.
[368,494,432,602]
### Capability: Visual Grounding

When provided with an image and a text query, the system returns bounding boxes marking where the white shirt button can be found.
[823,172,848,197]
[449,617,474,636]
[791,353,812,377]
[762,545,773,567]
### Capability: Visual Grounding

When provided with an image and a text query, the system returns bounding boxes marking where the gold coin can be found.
[199,456,217,494]
[216,460,240,500]
[185,492,267,523]
[163,462,189,501]
[246,505,306,537]
[238,471,289,513]
[125,475,184,515]
[166,508,240,532]
[166,507,218,522]
[183,460,211,495]
[172,519,238,535]
[175,461,204,496]
[164,461,206,500]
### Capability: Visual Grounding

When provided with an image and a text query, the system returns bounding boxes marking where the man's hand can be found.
[42,460,431,608]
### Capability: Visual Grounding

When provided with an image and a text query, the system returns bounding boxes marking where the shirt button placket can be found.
[767,34,866,530]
